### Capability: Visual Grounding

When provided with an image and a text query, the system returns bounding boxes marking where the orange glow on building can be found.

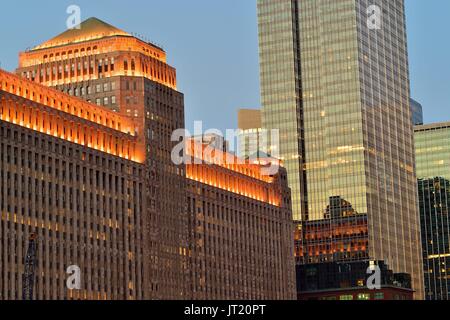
[295,214,369,262]
[0,69,145,163]
[185,140,277,183]
[185,140,283,206]
[18,18,176,90]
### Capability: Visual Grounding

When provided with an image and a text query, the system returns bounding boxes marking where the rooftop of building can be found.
[185,139,277,183]
[31,18,130,51]
[0,68,144,162]
[30,17,164,53]
[0,68,136,134]
[414,121,450,132]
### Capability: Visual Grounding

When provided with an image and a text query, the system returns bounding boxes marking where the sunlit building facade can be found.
[1,17,188,300]
[185,141,296,299]
[258,0,424,298]
[415,122,450,300]
[0,69,146,300]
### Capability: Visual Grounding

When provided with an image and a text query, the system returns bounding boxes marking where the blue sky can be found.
[0,1,448,132]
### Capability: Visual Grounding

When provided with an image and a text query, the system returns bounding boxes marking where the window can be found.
[96,98,101,106]
[103,97,109,106]
[374,292,384,300]
[103,83,109,92]
[339,295,353,300]
[111,96,116,104]
[357,293,370,300]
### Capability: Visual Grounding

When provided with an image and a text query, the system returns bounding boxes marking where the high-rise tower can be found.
[258,0,424,298]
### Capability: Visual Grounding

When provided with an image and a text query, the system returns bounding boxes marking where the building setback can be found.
[415,122,450,300]
[258,0,424,298]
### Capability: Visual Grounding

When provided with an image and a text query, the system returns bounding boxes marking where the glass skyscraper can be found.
[258,0,424,298]
[411,98,424,126]
[415,122,450,300]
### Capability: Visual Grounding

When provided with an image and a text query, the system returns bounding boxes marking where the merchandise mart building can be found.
[2,17,187,299]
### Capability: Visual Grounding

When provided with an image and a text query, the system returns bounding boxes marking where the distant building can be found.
[411,99,424,125]
[295,196,369,265]
[297,260,414,301]
[237,109,264,159]
[193,133,229,153]
[415,122,450,300]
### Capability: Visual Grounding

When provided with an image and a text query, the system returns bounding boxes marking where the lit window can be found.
[339,295,353,300]
[357,293,370,300]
